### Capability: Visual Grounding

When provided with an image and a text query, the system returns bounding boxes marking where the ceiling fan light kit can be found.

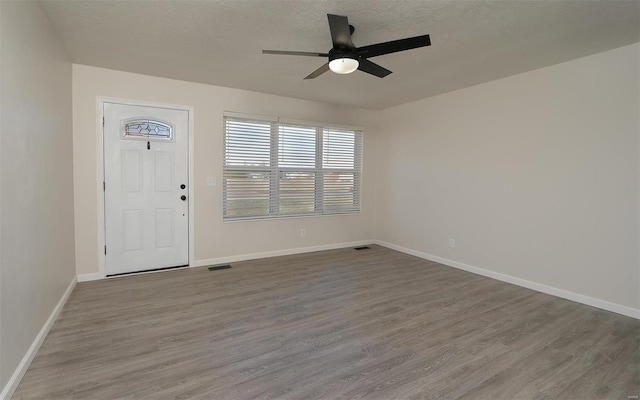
[263,14,431,79]
[328,53,359,74]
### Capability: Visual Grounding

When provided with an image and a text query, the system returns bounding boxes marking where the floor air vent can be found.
[208,264,232,271]
[354,246,371,251]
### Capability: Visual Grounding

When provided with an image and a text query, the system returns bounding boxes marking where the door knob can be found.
[180,184,186,189]
[181,195,187,201]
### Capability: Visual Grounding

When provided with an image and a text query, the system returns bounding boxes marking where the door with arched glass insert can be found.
[103,102,189,275]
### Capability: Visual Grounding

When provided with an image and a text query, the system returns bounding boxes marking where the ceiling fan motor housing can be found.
[328,49,359,62]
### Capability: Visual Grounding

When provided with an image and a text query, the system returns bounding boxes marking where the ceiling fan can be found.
[263,14,431,79]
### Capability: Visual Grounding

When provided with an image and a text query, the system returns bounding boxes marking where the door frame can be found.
[96,96,195,279]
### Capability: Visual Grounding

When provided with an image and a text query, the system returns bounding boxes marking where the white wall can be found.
[72,65,378,277]
[376,44,639,314]
[0,0,76,394]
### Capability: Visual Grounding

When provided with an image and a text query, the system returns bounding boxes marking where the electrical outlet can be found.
[449,238,455,248]
[206,177,216,186]
[300,228,307,237]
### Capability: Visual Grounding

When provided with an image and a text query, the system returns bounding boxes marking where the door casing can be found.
[96,97,195,280]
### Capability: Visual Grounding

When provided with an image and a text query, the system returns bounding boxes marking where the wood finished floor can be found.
[14,245,639,399]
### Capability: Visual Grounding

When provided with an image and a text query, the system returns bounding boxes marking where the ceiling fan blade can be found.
[357,58,392,78]
[357,34,431,58]
[327,14,354,48]
[262,50,329,57]
[304,63,330,80]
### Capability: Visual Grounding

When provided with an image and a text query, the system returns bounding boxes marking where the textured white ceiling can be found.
[40,0,639,110]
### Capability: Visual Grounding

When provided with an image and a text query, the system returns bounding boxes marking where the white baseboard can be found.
[74,239,638,319]
[77,272,102,282]
[74,240,376,281]
[191,240,375,268]
[374,240,640,320]
[0,276,77,400]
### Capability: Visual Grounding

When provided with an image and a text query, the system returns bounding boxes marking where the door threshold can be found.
[107,264,189,278]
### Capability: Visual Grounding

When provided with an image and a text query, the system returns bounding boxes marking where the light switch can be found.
[206,177,217,186]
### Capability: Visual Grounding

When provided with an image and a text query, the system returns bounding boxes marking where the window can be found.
[124,120,173,140]
[223,114,362,220]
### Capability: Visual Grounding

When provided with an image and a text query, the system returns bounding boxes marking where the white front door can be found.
[104,102,189,275]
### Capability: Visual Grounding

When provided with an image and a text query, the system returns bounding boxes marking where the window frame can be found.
[223,113,363,221]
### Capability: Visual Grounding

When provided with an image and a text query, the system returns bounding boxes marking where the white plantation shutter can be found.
[223,114,362,220]
[224,119,272,167]
[278,125,316,168]
[223,117,274,218]
[279,171,317,215]
[322,129,362,213]
[278,124,317,215]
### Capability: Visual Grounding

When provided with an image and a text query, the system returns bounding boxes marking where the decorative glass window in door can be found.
[124,120,173,140]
